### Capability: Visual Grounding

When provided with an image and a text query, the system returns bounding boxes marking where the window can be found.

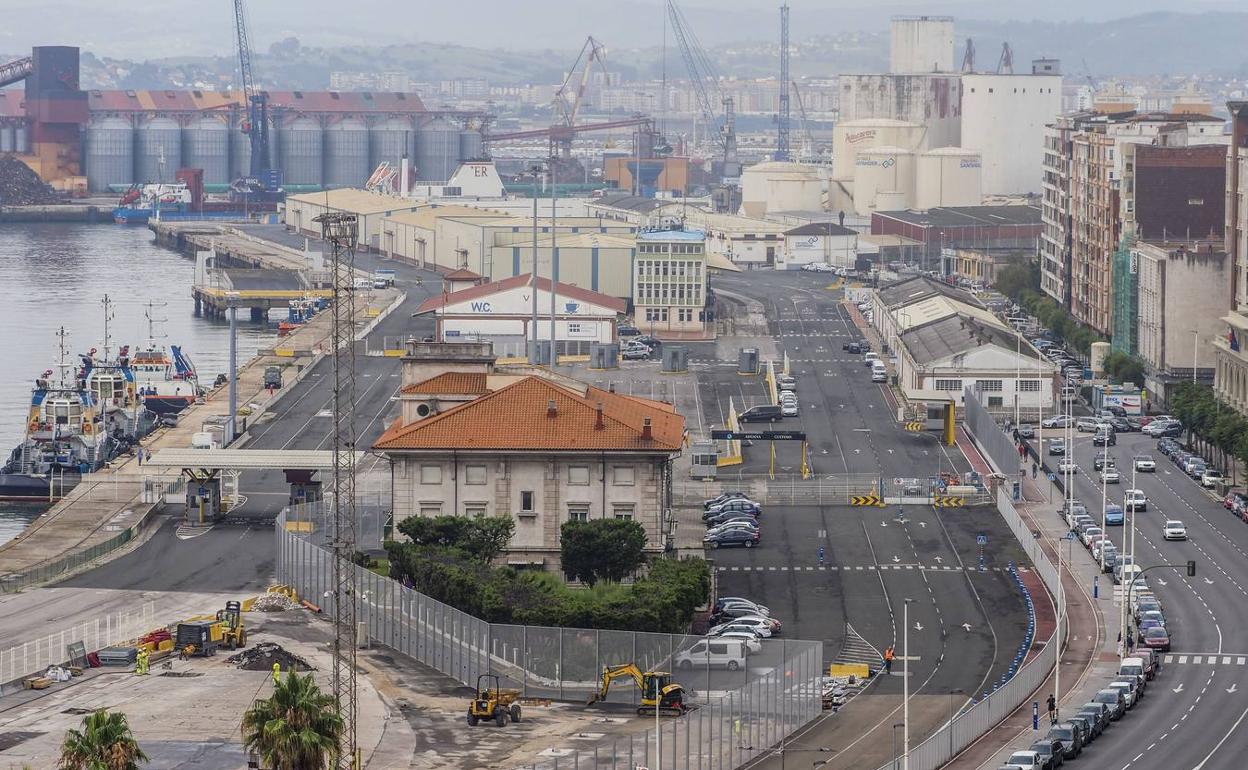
[568,322,582,335]
[420,464,442,484]
[568,503,590,522]
[976,380,1004,392]
[465,503,487,518]
[520,490,534,512]
[1018,380,1041,392]
[988,396,1004,407]
[568,465,590,486]
[613,466,635,486]
[934,379,963,391]
[613,504,635,520]
[419,502,442,517]
[464,464,487,485]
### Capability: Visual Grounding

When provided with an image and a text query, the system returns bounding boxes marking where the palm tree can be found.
[58,709,148,770]
[242,671,343,770]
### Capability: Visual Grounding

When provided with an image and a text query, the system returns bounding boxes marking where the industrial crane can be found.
[553,36,608,130]
[229,0,279,200]
[666,0,739,205]
[791,80,815,162]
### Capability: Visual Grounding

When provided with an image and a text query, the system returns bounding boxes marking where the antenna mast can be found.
[315,211,359,770]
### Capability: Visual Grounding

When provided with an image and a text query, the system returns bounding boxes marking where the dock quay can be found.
[0,286,402,592]
[150,220,317,272]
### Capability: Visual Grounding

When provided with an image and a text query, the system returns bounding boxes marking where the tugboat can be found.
[131,304,203,416]
[0,329,121,501]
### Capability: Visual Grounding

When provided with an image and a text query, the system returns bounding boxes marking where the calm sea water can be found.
[0,223,279,545]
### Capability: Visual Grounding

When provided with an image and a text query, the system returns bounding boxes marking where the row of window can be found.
[415,500,634,521]
[932,379,1043,392]
[636,260,704,278]
[643,308,699,322]
[638,243,704,255]
[415,464,637,486]
[635,284,701,305]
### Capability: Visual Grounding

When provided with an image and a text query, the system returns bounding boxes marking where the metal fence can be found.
[675,473,990,507]
[0,602,155,688]
[275,513,824,770]
[964,386,1022,476]
[870,420,1066,770]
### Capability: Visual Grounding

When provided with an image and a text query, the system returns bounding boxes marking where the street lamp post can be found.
[529,164,542,363]
[892,722,905,770]
[903,598,915,770]
[1192,329,1200,384]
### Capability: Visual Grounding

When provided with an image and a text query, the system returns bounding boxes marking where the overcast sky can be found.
[3,0,1245,57]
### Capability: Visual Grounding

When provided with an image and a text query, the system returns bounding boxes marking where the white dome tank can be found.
[915,147,983,210]
[852,146,916,215]
[832,118,925,181]
[874,191,908,211]
[739,161,822,218]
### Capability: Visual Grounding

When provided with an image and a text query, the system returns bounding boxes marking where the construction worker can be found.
[883,646,895,674]
[135,648,149,676]
[272,662,282,686]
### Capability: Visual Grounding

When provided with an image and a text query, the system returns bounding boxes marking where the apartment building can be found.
[1214,102,1248,413]
[633,228,712,338]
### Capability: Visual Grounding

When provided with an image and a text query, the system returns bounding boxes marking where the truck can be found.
[373,268,397,288]
[264,366,282,390]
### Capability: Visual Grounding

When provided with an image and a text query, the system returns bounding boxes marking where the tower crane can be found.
[666,1,739,181]
[230,0,279,200]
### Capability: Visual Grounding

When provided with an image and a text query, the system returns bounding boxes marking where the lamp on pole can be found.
[1191,329,1200,383]
[903,598,915,770]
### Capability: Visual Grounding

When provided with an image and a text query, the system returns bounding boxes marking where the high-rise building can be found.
[1213,102,1248,412]
[961,60,1062,195]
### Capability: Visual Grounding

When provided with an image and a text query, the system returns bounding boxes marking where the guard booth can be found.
[145,448,363,527]
[690,441,719,480]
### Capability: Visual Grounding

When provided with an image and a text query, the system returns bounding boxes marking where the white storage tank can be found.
[738,161,823,218]
[874,191,908,211]
[182,115,230,186]
[832,118,924,180]
[915,147,983,210]
[83,115,134,192]
[1090,341,1111,377]
[135,116,182,183]
[853,146,916,215]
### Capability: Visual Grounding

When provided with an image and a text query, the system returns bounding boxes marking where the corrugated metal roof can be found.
[900,314,1051,366]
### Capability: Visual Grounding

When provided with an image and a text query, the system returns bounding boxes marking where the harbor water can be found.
[0,223,279,545]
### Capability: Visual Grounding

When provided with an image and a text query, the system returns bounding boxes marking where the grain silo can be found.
[135,116,182,183]
[278,116,324,186]
[182,115,230,185]
[915,147,982,210]
[0,124,14,153]
[229,113,251,182]
[832,118,925,181]
[369,116,415,173]
[83,115,134,192]
[324,117,371,188]
[853,146,916,215]
[415,116,459,182]
[459,128,484,163]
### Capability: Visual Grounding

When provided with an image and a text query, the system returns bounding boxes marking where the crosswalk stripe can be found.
[1179,656,1188,664]
[1225,656,1233,665]
[1193,656,1202,664]
[1164,655,1174,664]
[1238,657,1245,665]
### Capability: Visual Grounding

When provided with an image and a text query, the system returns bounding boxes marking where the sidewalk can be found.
[948,451,1119,769]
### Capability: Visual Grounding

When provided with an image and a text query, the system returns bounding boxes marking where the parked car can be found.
[1202,469,1226,488]
[1002,750,1045,770]
[704,511,760,528]
[1048,438,1067,456]
[674,639,749,670]
[712,596,768,614]
[1043,415,1073,428]
[1081,526,1104,547]
[1141,626,1171,652]
[844,342,863,354]
[709,615,778,636]
[1139,610,1166,629]
[1110,417,1134,432]
[781,402,799,417]
[704,498,762,516]
[1134,455,1156,472]
[704,492,749,509]
[1163,520,1187,540]
[1065,714,1097,744]
[1108,679,1140,709]
[778,375,798,392]
[1046,722,1083,759]
[705,529,760,548]
[708,630,764,653]
[1028,739,1065,769]
[1187,459,1208,479]
[1075,418,1101,432]
[618,325,641,337]
[622,346,651,361]
[1093,688,1127,720]
[1077,701,1112,733]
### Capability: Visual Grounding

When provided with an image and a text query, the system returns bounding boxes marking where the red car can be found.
[1141,626,1170,652]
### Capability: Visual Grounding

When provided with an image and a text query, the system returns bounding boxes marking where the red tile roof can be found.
[375,376,684,452]
[415,274,627,315]
[399,372,490,395]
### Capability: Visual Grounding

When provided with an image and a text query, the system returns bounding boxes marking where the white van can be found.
[675,639,748,671]
[871,360,887,383]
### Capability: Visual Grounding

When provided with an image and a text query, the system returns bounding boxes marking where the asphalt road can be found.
[58,249,442,594]
[703,271,1033,768]
[1042,428,1248,770]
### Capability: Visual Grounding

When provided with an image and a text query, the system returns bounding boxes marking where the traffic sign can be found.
[933,496,965,508]
[851,493,884,507]
[710,430,807,441]
[976,534,988,546]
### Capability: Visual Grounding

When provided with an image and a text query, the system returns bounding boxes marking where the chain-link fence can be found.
[0,602,155,689]
[275,513,824,770]
[964,386,1022,476]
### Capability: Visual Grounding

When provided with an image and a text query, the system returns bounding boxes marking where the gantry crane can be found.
[666,0,739,206]
[230,0,279,199]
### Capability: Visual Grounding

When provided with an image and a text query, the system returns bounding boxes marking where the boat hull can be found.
[141,395,196,416]
[0,472,81,502]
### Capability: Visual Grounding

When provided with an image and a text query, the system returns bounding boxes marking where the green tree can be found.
[396,514,514,563]
[58,709,148,770]
[560,519,649,586]
[242,672,343,770]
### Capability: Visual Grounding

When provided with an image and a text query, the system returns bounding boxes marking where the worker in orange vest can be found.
[883,646,895,674]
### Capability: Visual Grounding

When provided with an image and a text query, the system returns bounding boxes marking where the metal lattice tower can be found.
[315,212,359,769]
[776,4,791,161]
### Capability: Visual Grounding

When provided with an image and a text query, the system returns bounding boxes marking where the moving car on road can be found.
[1125,489,1147,512]
[1105,504,1125,527]
[1043,415,1073,429]
[621,346,651,361]
[1100,467,1121,484]
[1076,418,1100,432]
[1163,520,1187,540]
[1133,455,1156,472]
[1049,439,1066,456]
[1057,458,1078,474]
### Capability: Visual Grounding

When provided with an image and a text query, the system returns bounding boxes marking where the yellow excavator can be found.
[587,664,689,716]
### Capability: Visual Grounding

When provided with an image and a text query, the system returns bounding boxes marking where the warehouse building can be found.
[284,189,428,250]
[779,222,859,270]
[870,205,1042,273]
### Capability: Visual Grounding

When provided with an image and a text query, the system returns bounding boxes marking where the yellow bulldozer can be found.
[467,674,523,726]
[587,664,689,716]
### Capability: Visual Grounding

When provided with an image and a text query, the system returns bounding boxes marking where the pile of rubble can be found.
[0,157,58,206]
[227,642,314,672]
[250,593,299,612]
